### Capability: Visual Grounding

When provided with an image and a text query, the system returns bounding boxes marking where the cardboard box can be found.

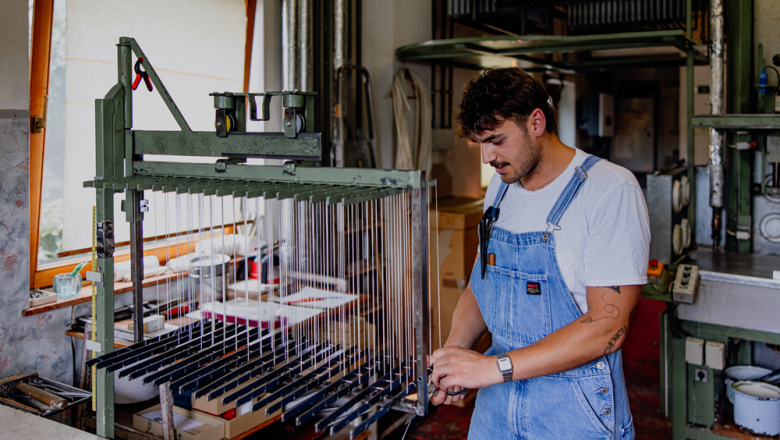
[133,404,225,440]
[429,281,491,354]
[191,378,259,415]
[128,314,165,333]
[430,198,483,280]
[220,401,282,439]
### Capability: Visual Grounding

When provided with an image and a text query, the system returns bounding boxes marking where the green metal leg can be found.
[670,318,688,440]
[95,189,115,439]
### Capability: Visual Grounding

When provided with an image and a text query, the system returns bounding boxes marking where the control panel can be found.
[673,264,699,304]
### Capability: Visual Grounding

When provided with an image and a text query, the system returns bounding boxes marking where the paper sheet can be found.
[140,410,204,432]
[275,287,358,309]
[193,298,323,326]
[227,279,285,294]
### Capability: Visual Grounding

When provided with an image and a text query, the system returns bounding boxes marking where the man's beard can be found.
[491,132,541,184]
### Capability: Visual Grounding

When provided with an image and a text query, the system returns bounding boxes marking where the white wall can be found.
[362,0,431,169]
[0,0,29,110]
[61,0,247,251]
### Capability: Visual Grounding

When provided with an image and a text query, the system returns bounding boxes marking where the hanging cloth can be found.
[392,68,432,174]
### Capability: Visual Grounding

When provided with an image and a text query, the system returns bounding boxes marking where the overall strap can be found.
[545,155,602,228]
[492,181,510,208]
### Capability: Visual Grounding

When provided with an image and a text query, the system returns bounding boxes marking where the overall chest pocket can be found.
[487,267,551,341]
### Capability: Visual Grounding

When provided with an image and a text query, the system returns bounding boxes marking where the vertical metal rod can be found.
[299,0,311,91]
[411,174,429,416]
[709,0,725,250]
[686,49,696,240]
[131,190,145,343]
[120,42,132,130]
[95,190,115,439]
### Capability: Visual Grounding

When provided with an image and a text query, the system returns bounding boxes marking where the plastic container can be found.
[53,273,82,299]
[189,254,231,304]
[732,380,780,436]
[724,365,772,404]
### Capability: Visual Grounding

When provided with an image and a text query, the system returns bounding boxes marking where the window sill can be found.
[22,272,186,317]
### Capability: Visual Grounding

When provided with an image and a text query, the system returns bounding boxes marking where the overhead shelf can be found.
[691,114,780,130]
[396,29,708,72]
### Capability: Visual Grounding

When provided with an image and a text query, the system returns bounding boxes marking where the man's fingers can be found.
[430,364,450,388]
[440,375,458,391]
[430,389,442,406]
[430,346,460,363]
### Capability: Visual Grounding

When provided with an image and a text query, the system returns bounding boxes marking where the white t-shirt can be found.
[482,148,650,314]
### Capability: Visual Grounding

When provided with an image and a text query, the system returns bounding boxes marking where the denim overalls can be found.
[468,155,634,440]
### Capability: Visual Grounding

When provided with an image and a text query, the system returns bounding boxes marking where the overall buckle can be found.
[575,166,588,181]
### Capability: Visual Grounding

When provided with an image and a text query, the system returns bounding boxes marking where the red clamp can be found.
[132,57,153,92]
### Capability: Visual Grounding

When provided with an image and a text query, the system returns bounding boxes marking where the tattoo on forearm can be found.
[579,291,621,323]
[607,286,621,294]
[603,326,628,355]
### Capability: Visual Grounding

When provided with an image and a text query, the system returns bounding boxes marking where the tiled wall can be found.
[0,116,74,384]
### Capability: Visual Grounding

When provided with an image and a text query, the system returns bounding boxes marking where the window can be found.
[32,0,257,286]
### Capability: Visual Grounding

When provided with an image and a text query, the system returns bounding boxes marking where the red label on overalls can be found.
[526,282,541,295]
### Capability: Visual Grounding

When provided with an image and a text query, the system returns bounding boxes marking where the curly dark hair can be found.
[457,67,557,139]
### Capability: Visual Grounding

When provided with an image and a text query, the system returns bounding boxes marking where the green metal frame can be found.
[88,37,435,438]
[395,2,702,234]
[395,30,708,72]
[725,0,755,253]
[691,114,780,130]
[662,310,780,440]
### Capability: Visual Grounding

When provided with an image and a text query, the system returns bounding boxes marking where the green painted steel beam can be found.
[131,161,428,189]
[397,30,692,57]
[292,185,345,202]
[396,30,706,73]
[134,130,322,160]
[679,319,780,345]
[121,37,191,132]
[691,114,780,129]
[341,187,406,205]
[725,0,754,253]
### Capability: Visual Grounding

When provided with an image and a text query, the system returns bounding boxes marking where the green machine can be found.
[84,37,434,438]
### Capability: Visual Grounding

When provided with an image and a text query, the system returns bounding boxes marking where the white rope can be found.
[392,68,432,175]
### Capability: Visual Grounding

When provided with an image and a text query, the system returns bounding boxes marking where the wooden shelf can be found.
[22,272,187,317]
[65,330,135,349]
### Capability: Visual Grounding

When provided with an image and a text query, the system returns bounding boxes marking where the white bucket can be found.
[114,360,159,404]
[732,380,780,436]
[724,365,772,404]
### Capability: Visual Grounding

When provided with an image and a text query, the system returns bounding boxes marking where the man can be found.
[429,68,650,440]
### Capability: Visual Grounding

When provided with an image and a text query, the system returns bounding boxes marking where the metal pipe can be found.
[298,0,311,91]
[334,0,345,72]
[709,0,725,248]
[282,0,298,91]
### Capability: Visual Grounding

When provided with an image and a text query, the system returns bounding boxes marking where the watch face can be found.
[498,357,512,371]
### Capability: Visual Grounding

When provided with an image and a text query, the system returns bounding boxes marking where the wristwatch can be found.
[496,353,513,383]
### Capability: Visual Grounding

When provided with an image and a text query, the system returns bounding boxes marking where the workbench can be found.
[0,403,99,440]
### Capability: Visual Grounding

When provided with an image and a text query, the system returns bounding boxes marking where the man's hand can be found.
[427,346,502,406]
